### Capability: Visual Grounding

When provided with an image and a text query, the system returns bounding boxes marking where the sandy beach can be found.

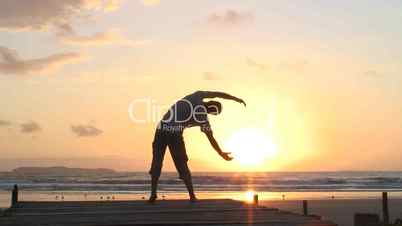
[262,199,402,226]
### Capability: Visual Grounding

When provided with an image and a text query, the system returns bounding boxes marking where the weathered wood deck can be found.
[0,199,337,226]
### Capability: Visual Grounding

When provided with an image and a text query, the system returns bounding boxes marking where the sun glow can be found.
[245,190,255,203]
[224,128,277,166]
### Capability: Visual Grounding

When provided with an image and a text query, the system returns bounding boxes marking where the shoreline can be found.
[2,189,402,198]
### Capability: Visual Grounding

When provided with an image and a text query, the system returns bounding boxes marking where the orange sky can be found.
[1,0,402,171]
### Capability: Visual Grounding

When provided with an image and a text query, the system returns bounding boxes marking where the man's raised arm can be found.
[203,130,233,161]
[201,91,246,107]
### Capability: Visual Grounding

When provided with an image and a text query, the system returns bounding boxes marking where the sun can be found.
[245,190,256,203]
[224,128,277,166]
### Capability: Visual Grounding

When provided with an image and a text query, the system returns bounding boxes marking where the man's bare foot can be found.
[189,196,198,203]
[148,194,157,203]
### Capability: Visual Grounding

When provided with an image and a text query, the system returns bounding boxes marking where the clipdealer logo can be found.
[128,98,217,124]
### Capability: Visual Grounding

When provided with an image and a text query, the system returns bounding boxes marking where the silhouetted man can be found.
[149,91,246,202]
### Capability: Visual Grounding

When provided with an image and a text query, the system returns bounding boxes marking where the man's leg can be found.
[149,176,159,202]
[182,172,196,202]
[168,135,197,202]
[149,131,167,202]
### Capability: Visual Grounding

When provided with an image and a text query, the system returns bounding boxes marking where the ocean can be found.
[1,171,402,208]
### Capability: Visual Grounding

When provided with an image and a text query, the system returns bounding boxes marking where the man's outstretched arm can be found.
[203,130,233,161]
[201,91,246,107]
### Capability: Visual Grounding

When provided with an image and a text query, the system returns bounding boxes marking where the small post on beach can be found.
[303,200,308,216]
[253,194,258,206]
[382,192,389,225]
[11,184,19,207]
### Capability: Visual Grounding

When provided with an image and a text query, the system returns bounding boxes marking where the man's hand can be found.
[220,152,233,161]
[204,127,234,161]
[237,98,246,107]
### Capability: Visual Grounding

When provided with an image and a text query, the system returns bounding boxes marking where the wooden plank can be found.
[0,199,337,226]
[14,199,244,211]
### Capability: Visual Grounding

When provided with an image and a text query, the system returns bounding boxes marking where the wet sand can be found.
[262,199,402,226]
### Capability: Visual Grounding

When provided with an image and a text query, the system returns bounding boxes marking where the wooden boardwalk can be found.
[0,199,337,226]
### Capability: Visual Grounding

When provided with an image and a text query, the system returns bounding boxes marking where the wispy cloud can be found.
[364,70,381,78]
[0,46,83,75]
[203,72,220,81]
[0,0,122,31]
[246,58,269,71]
[278,60,309,72]
[56,25,150,47]
[20,121,41,134]
[207,10,253,27]
[0,120,12,127]
[71,124,103,137]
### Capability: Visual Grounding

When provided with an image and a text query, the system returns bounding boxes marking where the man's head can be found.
[204,101,222,115]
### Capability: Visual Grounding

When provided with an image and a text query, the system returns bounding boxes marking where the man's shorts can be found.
[149,129,190,179]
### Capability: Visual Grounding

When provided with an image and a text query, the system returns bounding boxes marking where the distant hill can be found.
[12,166,116,176]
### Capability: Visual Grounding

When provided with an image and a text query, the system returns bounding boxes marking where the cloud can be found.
[0,120,12,127]
[207,10,253,27]
[0,46,83,75]
[20,121,41,133]
[55,23,76,36]
[142,0,160,6]
[278,60,308,72]
[203,72,220,81]
[246,58,269,71]
[56,25,150,47]
[0,0,122,31]
[364,70,381,78]
[71,124,103,137]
